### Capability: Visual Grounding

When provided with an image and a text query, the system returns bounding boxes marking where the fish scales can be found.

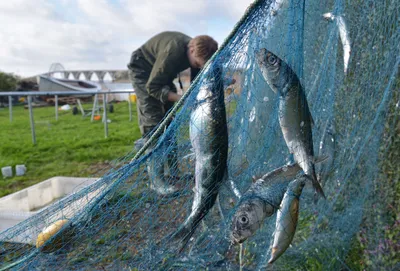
[269,175,306,264]
[256,48,325,198]
[230,162,304,245]
[230,157,327,245]
[171,63,228,251]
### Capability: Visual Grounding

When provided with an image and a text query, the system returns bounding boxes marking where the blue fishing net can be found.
[1,0,399,270]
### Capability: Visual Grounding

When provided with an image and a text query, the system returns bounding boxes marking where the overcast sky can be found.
[0,0,254,77]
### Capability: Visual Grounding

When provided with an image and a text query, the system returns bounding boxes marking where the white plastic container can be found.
[16,165,27,176]
[1,166,12,178]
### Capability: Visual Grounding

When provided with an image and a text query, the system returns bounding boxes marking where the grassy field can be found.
[0,101,141,197]
[1,91,398,270]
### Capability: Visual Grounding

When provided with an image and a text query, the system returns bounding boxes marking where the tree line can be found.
[0,71,19,92]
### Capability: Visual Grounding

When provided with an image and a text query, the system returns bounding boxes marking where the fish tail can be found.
[168,217,203,253]
[311,170,326,199]
[178,227,196,253]
[167,225,191,253]
[268,247,279,264]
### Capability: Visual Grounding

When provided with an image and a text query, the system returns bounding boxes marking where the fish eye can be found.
[239,215,249,225]
[267,54,277,65]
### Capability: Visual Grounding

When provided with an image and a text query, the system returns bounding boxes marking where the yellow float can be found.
[36,219,70,252]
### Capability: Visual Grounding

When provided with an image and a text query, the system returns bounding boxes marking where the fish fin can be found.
[313,155,329,164]
[223,169,242,199]
[178,232,195,253]
[168,214,206,253]
[223,180,241,199]
[311,171,326,199]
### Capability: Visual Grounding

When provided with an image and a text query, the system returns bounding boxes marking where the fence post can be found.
[28,96,36,145]
[9,96,12,122]
[128,97,132,122]
[103,93,108,138]
[91,94,97,122]
[55,95,58,121]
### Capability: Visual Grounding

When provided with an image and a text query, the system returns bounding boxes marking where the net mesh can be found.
[1,0,399,270]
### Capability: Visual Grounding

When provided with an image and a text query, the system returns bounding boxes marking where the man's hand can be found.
[168,91,182,102]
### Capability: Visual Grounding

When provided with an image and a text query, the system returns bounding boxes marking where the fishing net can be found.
[1,0,399,270]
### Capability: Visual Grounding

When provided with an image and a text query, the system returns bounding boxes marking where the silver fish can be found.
[230,156,328,245]
[323,13,351,75]
[268,175,307,264]
[256,48,325,199]
[171,63,228,251]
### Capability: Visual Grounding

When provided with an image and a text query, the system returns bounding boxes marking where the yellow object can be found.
[36,219,69,251]
[129,93,137,103]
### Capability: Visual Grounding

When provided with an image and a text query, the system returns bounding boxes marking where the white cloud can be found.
[0,0,57,19]
[77,0,128,28]
[0,0,253,77]
[122,0,208,33]
[211,0,256,19]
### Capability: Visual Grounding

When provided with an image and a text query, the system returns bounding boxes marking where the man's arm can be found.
[145,45,183,103]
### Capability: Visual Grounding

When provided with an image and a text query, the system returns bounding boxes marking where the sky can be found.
[0,0,254,77]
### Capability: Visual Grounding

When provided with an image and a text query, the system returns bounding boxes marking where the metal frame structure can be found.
[0,91,135,144]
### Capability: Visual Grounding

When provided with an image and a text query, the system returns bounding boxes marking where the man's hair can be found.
[189,35,218,62]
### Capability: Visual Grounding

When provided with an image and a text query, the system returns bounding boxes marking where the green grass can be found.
[0,101,141,197]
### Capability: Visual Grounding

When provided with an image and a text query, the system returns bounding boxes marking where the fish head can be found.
[196,64,223,100]
[322,12,335,21]
[256,48,293,95]
[230,197,274,245]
